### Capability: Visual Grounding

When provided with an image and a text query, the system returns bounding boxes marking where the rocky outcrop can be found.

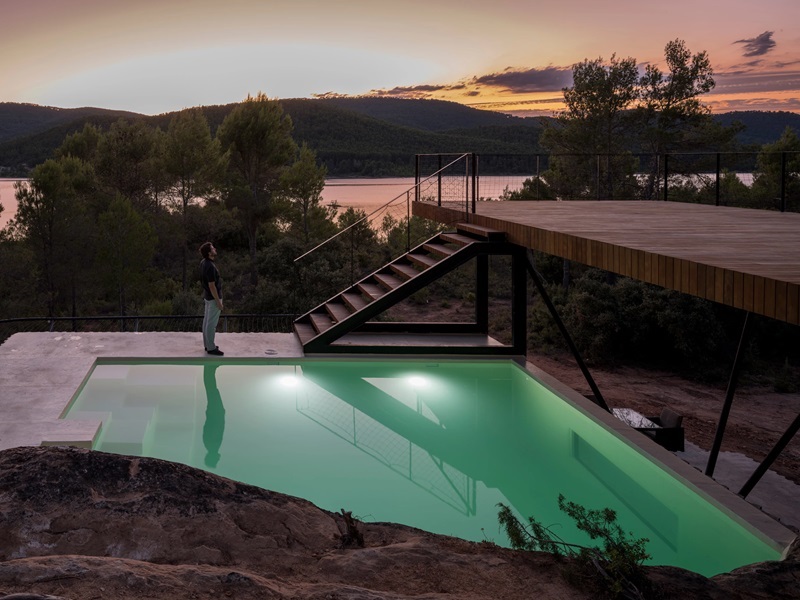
[0,447,797,599]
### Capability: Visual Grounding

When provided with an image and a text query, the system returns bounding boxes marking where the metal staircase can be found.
[293,223,528,355]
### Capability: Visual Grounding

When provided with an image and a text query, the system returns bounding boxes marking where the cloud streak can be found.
[713,70,800,93]
[734,31,777,57]
[366,83,468,98]
[358,58,800,118]
[469,67,572,93]
[365,66,573,101]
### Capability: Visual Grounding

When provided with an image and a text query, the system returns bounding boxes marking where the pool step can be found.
[292,224,509,352]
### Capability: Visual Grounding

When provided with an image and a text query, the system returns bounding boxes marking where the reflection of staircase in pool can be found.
[297,370,476,516]
[294,223,528,355]
[301,361,683,553]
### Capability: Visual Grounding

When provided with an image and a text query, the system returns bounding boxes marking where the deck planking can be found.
[413,201,800,325]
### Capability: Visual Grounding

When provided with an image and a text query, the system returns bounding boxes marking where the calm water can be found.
[64,358,781,576]
[0,177,530,229]
[0,179,24,229]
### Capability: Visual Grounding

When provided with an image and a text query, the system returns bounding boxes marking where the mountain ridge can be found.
[1,99,798,177]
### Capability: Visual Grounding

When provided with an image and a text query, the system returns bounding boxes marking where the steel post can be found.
[415,155,420,204]
[406,191,411,251]
[738,412,800,498]
[476,255,489,333]
[705,311,752,477]
[437,154,442,206]
[525,250,609,412]
[471,153,478,214]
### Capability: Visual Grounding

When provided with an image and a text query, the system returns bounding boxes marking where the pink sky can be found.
[1,0,798,115]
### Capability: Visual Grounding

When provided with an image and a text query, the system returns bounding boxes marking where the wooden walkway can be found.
[413,201,800,325]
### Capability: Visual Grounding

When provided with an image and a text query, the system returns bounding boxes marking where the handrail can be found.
[294,153,470,263]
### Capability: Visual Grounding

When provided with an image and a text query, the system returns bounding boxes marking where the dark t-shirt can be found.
[200,258,222,301]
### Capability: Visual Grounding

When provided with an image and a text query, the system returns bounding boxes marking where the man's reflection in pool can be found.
[203,363,225,468]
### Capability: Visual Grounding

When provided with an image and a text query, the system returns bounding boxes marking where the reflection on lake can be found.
[0,179,25,229]
[1,177,532,229]
[320,178,416,217]
[320,176,531,217]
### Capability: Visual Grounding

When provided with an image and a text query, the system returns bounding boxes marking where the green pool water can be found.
[63,358,782,576]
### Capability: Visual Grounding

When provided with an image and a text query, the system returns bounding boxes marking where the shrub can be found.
[498,495,651,599]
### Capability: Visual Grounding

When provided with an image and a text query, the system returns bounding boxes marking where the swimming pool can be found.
[63,358,784,576]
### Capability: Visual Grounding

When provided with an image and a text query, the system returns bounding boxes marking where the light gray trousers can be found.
[203,299,221,351]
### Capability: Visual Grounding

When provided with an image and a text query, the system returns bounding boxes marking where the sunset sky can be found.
[1,0,799,116]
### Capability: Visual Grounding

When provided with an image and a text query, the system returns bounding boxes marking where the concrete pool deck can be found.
[0,331,796,557]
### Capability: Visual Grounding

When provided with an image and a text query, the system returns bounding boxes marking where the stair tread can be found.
[408,253,440,268]
[358,283,385,300]
[309,312,334,333]
[325,302,352,323]
[390,263,419,280]
[456,223,506,241]
[374,273,404,290]
[342,292,369,311]
[423,242,457,257]
[439,233,477,246]
[293,322,317,343]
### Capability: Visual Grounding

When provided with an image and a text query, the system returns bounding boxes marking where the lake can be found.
[4,173,759,231]
[0,176,532,230]
[0,179,25,229]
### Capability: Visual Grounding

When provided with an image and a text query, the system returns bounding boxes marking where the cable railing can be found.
[457,151,799,211]
[291,154,473,312]
[0,314,295,346]
[295,152,472,265]
[285,149,797,317]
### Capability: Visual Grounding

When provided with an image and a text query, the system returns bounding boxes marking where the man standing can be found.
[199,242,224,356]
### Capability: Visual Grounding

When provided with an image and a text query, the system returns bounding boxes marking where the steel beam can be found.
[738,412,800,498]
[525,250,609,412]
[705,311,752,477]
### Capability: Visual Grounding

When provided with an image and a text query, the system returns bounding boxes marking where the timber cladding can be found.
[412,200,800,325]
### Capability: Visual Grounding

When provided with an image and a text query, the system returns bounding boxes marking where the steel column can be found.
[525,250,609,412]
[705,311,752,477]
[739,412,800,498]
[512,251,527,354]
[476,255,489,332]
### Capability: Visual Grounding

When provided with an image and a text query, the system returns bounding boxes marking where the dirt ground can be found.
[528,350,800,487]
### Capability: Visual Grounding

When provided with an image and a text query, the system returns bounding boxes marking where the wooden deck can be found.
[413,201,800,325]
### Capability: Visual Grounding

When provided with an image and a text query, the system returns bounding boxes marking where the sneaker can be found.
[207,347,224,356]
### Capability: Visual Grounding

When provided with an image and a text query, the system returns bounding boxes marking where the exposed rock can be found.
[0,447,797,599]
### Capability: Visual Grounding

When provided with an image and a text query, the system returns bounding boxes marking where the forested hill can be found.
[0,98,798,177]
[715,111,800,146]
[0,103,138,145]
[317,97,536,131]
[0,99,544,177]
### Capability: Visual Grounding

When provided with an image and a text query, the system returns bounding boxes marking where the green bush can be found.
[498,495,651,599]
